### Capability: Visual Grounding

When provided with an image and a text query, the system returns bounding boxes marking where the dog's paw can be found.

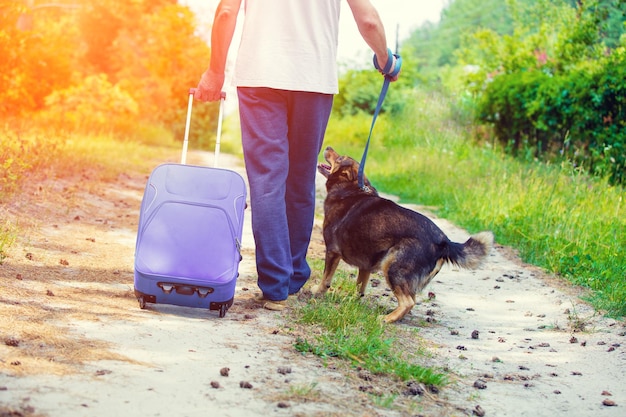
[311,284,329,295]
[377,314,390,324]
[380,313,402,324]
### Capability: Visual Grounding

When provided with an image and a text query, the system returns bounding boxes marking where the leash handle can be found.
[373,48,402,78]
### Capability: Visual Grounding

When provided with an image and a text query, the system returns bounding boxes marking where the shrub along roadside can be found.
[476,54,626,185]
[452,0,626,186]
[326,89,625,318]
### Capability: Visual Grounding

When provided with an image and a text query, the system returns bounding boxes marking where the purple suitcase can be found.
[134,90,246,317]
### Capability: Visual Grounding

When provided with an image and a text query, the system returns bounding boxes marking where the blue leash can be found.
[357,48,402,190]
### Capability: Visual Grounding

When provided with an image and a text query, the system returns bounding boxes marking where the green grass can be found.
[0,127,177,196]
[294,262,447,388]
[325,89,625,318]
[0,220,16,264]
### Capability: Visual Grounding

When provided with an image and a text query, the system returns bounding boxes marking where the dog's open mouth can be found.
[318,146,341,178]
[317,163,332,178]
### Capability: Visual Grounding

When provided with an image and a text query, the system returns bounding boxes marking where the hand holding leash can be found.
[373,48,402,81]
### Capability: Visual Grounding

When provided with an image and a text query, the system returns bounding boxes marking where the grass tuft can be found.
[0,220,16,264]
[294,264,447,388]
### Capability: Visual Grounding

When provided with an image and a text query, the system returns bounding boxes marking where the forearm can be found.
[208,0,242,74]
[346,0,389,67]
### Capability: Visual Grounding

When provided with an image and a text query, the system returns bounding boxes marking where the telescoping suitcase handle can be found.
[182,88,226,167]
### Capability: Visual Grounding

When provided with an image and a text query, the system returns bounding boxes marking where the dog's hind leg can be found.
[356,269,371,296]
[416,258,445,293]
[313,252,342,295]
[383,285,416,323]
[378,249,417,322]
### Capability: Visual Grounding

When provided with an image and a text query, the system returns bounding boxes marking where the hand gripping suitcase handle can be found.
[181,88,226,166]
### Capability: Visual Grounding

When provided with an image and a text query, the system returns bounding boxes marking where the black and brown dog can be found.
[315,146,493,323]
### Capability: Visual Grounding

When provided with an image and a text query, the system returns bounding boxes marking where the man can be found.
[195,0,399,310]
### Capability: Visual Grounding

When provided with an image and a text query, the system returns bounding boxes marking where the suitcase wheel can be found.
[138,295,146,310]
[211,300,232,318]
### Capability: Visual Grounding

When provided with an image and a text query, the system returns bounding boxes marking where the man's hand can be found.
[373,48,401,82]
[195,69,225,102]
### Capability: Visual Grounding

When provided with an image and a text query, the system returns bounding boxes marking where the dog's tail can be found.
[444,231,494,270]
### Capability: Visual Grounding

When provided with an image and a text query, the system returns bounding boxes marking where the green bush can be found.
[38,74,139,135]
[334,69,408,118]
[477,50,626,184]
[477,70,548,155]
[455,0,625,184]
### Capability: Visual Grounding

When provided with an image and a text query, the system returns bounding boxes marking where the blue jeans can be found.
[238,87,333,301]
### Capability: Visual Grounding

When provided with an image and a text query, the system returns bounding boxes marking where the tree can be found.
[1,0,217,142]
[402,0,520,81]
[0,2,77,116]
[456,0,626,184]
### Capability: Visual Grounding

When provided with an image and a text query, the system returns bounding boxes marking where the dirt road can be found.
[1,150,624,417]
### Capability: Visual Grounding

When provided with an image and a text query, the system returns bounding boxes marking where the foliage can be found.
[399,0,625,183]
[0,0,217,144]
[333,69,409,118]
[401,0,519,83]
[578,0,626,48]
[0,220,16,265]
[452,0,626,184]
[0,129,63,195]
[0,1,78,117]
[37,74,139,135]
[526,51,626,183]
[402,0,624,82]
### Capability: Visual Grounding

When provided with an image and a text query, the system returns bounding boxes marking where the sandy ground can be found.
[1,150,624,417]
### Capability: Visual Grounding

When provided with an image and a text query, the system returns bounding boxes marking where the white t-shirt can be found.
[234,0,341,94]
